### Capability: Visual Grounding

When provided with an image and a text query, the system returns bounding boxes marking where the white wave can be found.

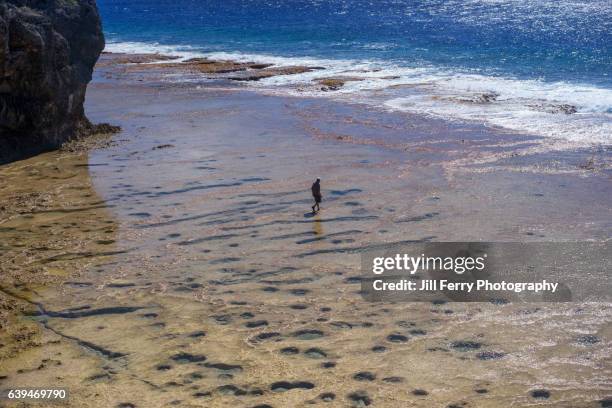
[381,75,612,144]
[104,40,206,61]
[385,95,612,145]
[104,40,612,145]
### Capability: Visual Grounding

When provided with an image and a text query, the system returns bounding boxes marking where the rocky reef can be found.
[0,0,105,164]
[117,55,326,81]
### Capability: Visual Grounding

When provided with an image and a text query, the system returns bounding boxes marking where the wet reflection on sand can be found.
[0,55,610,408]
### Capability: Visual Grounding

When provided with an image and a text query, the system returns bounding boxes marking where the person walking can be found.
[311,178,322,213]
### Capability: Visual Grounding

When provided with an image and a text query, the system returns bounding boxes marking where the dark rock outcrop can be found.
[0,0,105,163]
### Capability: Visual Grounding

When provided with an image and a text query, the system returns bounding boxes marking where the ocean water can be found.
[98,0,612,144]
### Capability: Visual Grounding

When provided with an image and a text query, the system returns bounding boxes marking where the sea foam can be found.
[105,40,612,146]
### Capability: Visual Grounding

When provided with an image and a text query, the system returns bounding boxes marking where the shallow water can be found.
[0,61,610,407]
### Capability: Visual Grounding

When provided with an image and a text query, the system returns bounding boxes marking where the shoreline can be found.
[0,51,610,407]
[97,52,611,177]
[102,41,612,145]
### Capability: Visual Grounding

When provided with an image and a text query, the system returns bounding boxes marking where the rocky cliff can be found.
[0,0,104,164]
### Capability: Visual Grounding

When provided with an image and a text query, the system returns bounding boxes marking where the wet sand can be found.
[0,54,610,408]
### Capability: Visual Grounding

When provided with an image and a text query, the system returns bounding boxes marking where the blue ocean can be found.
[98,0,612,144]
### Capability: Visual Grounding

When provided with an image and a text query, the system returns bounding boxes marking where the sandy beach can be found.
[0,53,610,408]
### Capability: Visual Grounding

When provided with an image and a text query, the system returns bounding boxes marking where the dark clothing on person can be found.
[312,183,321,200]
[311,179,322,212]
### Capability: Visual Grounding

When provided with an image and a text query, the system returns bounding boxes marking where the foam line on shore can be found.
[105,40,612,146]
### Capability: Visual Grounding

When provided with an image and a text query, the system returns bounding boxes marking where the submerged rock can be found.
[347,391,372,407]
[170,352,207,364]
[450,340,482,351]
[315,76,364,91]
[530,389,551,399]
[412,389,428,396]
[270,381,315,392]
[228,66,324,81]
[292,329,325,340]
[353,371,376,381]
[575,334,600,345]
[387,333,408,343]
[217,384,247,396]
[600,398,612,407]
[0,0,106,163]
[436,92,499,104]
[304,347,327,359]
[178,58,268,74]
[529,102,578,115]
[319,392,336,402]
[476,351,505,360]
